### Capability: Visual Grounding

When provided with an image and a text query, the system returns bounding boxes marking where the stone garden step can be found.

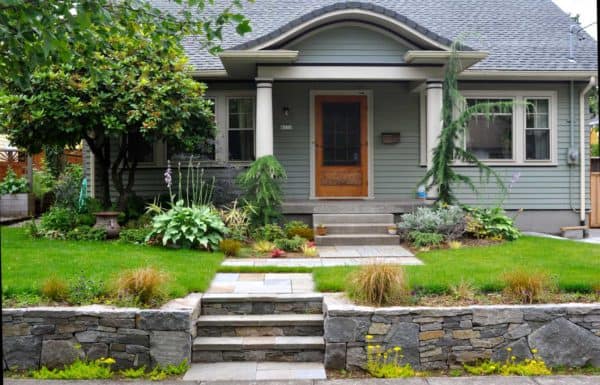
[313,213,394,225]
[320,223,393,235]
[192,336,325,362]
[201,294,323,315]
[315,233,400,246]
[196,314,324,337]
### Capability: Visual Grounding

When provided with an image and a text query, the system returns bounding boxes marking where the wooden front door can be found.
[315,95,368,197]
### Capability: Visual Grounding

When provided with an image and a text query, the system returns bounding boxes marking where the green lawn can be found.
[1,227,223,301]
[313,236,600,294]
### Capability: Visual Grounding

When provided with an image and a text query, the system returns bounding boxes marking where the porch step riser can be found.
[197,325,323,337]
[315,235,400,246]
[320,224,393,235]
[192,350,324,363]
[201,301,323,315]
[313,213,394,224]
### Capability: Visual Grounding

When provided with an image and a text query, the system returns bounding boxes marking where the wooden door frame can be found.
[309,90,373,199]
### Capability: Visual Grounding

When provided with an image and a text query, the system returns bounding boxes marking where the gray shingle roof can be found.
[151,0,598,72]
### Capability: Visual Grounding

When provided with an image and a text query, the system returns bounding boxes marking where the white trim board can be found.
[257,65,444,81]
[309,90,374,200]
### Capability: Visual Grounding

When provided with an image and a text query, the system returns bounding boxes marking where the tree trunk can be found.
[111,133,138,211]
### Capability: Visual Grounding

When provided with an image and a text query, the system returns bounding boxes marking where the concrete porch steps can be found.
[315,233,400,246]
[313,212,400,246]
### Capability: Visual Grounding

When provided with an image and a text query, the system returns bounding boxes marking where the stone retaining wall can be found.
[2,294,201,371]
[323,295,600,371]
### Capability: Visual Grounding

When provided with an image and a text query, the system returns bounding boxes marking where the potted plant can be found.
[315,224,327,236]
[387,225,397,235]
[0,168,34,218]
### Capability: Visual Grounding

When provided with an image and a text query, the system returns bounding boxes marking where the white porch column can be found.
[425,80,443,170]
[255,78,274,157]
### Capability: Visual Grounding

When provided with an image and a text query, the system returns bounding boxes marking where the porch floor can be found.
[282,199,430,214]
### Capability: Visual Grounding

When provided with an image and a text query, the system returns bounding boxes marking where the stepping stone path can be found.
[185,273,327,381]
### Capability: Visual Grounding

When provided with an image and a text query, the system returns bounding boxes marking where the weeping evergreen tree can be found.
[419,41,511,205]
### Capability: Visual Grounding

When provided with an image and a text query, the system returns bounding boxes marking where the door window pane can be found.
[466,99,513,160]
[322,102,361,166]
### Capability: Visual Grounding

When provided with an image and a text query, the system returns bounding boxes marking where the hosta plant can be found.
[146,201,227,250]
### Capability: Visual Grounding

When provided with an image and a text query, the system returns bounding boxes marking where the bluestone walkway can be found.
[4,375,600,385]
[206,273,315,294]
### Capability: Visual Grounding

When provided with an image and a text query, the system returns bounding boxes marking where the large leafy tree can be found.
[419,42,508,205]
[0,0,251,88]
[0,8,233,208]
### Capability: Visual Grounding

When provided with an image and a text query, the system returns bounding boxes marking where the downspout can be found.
[579,76,596,225]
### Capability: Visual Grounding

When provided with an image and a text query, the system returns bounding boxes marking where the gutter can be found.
[580,76,597,225]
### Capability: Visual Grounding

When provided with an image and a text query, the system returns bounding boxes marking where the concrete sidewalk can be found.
[4,375,600,385]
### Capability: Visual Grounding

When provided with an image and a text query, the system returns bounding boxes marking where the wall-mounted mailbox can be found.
[381,132,400,144]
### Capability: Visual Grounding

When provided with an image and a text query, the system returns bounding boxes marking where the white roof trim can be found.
[251,9,450,51]
[460,70,599,80]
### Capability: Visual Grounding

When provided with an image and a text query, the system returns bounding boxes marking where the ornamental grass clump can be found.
[115,267,168,306]
[219,239,242,257]
[41,277,69,302]
[348,264,410,306]
[502,270,553,304]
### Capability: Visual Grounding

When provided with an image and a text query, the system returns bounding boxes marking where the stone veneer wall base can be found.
[322,294,600,371]
[2,293,201,371]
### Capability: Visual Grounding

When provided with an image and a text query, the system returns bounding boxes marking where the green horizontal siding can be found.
[287,25,408,64]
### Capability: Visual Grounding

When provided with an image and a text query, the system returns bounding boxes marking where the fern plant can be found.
[236,155,287,226]
[419,41,510,205]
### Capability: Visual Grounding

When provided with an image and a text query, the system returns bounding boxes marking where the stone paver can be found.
[222,257,423,267]
[533,376,600,385]
[207,273,315,294]
[183,361,326,381]
[319,245,413,258]
[426,377,536,385]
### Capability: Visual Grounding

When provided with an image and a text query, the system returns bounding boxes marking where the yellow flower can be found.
[506,347,512,352]
[366,335,373,340]
[511,356,517,361]
[393,346,401,352]
[375,345,381,349]
[367,345,374,350]
[100,357,116,365]
[531,349,538,354]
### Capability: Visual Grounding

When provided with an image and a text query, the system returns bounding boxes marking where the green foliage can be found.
[69,273,106,305]
[146,201,227,250]
[119,228,150,245]
[1,0,251,88]
[274,235,305,252]
[418,41,507,205]
[252,240,276,254]
[408,231,445,248]
[120,367,146,379]
[366,343,417,378]
[284,220,309,233]
[219,239,242,257]
[464,350,551,376]
[40,206,78,232]
[219,200,252,241]
[252,223,286,242]
[32,162,56,199]
[398,206,465,240]
[32,358,115,379]
[0,168,28,194]
[66,226,107,241]
[53,164,83,210]
[237,155,287,226]
[465,206,520,241]
[286,227,315,241]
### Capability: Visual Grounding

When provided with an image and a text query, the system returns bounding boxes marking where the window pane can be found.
[229,98,253,129]
[228,130,254,161]
[168,98,216,161]
[526,99,549,129]
[322,102,361,166]
[526,129,550,160]
[128,132,154,163]
[467,115,513,159]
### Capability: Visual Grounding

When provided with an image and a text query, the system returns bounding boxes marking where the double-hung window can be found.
[460,91,557,165]
[227,97,255,161]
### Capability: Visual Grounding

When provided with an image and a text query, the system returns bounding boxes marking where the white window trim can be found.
[458,90,558,166]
